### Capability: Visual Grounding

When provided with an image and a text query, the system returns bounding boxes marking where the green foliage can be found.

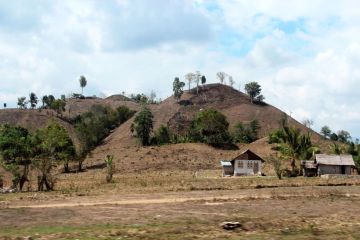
[201,75,206,85]
[268,155,282,179]
[232,120,261,143]
[134,106,154,146]
[0,125,32,189]
[320,125,331,138]
[153,125,171,145]
[33,121,75,176]
[51,99,66,114]
[74,105,135,155]
[104,155,115,183]
[270,126,316,175]
[330,133,338,141]
[29,92,38,109]
[190,108,231,146]
[17,97,27,109]
[173,77,185,101]
[244,82,263,103]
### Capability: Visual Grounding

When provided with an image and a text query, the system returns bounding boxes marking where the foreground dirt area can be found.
[1,186,360,240]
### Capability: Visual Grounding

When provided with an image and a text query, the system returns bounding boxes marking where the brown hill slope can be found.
[85,84,326,172]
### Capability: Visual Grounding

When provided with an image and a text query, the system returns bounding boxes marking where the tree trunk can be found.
[64,162,69,173]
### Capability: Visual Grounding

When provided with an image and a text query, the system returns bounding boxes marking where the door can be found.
[341,165,346,174]
[253,162,259,174]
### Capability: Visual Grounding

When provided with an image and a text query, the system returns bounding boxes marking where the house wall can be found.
[234,160,262,176]
[318,165,352,175]
[222,166,234,176]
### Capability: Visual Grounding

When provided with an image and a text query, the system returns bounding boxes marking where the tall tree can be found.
[173,77,185,101]
[337,130,351,143]
[29,92,38,109]
[302,119,314,130]
[244,82,262,103]
[184,73,195,91]
[17,97,27,109]
[320,125,331,139]
[3,103,6,108]
[79,75,87,95]
[194,71,201,94]
[133,106,154,146]
[217,72,227,84]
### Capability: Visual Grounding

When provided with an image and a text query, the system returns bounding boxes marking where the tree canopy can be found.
[244,82,264,103]
[133,106,154,146]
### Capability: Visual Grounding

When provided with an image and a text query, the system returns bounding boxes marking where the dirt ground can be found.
[1,186,360,239]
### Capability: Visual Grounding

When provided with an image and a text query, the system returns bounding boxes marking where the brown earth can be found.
[1,186,360,239]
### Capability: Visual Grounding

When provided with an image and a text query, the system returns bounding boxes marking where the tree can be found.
[42,96,48,108]
[173,77,185,101]
[149,90,156,104]
[337,130,351,143]
[29,92,38,109]
[79,75,87,95]
[194,71,201,94]
[217,72,227,84]
[184,72,195,91]
[244,82,262,103]
[32,121,75,190]
[201,75,206,85]
[191,108,231,146]
[330,133,338,141]
[228,76,235,87]
[3,103,6,108]
[232,120,261,143]
[51,99,66,114]
[17,97,27,109]
[0,125,32,190]
[320,126,331,139]
[302,119,314,130]
[104,155,115,183]
[133,106,154,146]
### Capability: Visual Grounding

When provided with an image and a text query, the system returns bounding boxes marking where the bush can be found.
[232,120,260,143]
[190,108,232,146]
[153,125,171,145]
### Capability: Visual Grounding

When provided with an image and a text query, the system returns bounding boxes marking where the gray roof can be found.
[220,161,232,167]
[315,154,355,166]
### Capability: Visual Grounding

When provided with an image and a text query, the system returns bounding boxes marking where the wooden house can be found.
[220,150,265,176]
[301,154,356,176]
[316,154,355,176]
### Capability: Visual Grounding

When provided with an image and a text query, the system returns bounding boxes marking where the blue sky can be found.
[0,0,359,138]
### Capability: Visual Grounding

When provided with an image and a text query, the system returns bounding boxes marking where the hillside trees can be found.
[320,125,332,138]
[190,108,231,146]
[201,75,206,85]
[29,92,38,109]
[244,82,264,103]
[17,97,27,109]
[133,106,154,146]
[173,77,185,101]
[79,75,87,95]
[74,105,135,170]
[233,120,261,143]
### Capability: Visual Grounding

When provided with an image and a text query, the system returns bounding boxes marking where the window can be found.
[238,161,244,168]
[247,161,252,168]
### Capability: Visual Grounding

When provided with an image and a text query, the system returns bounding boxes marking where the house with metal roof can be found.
[220,149,265,176]
[315,154,355,176]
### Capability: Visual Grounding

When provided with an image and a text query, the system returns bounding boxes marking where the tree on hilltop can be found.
[173,77,185,101]
[29,92,38,109]
[217,72,227,84]
[244,81,264,103]
[79,75,87,95]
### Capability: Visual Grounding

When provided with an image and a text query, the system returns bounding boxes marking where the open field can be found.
[1,171,360,239]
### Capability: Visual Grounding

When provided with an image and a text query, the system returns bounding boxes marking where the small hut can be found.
[220,150,265,176]
[316,154,355,176]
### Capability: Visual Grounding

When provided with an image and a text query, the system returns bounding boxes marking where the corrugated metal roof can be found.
[220,161,232,166]
[315,154,355,166]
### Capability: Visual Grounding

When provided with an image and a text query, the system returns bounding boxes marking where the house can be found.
[220,149,265,176]
[316,154,355,176]
[301,154,356,176]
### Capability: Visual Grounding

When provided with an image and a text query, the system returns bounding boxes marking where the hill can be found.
[84,84,327,173]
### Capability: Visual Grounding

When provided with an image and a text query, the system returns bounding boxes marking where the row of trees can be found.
[320,125,352,143]
[17,93,66,114]
[132,106,261,147]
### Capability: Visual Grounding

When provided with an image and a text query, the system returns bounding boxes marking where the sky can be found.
[0,0,359,138]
